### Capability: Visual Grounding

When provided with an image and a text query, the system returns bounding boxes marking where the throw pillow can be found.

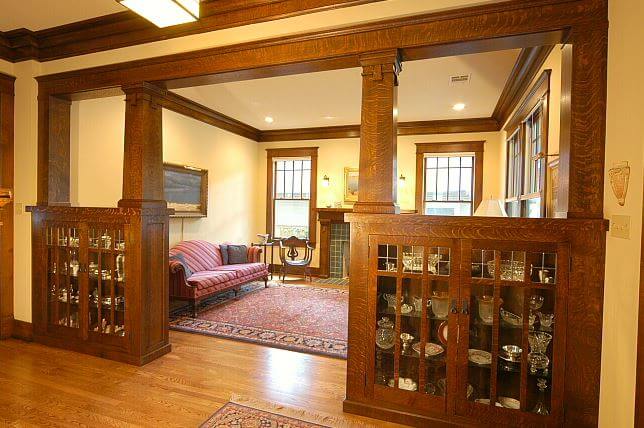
[169,253,194,278]
[227,245,248,264]
[220,244,229,265]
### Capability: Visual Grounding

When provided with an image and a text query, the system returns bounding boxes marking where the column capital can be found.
[359,49,402,84]
[122,82,167,101]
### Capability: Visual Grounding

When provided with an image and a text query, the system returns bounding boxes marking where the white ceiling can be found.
[173,49,520,130]
[0,0,125,32]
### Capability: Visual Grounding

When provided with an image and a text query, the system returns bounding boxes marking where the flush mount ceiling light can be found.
[118,0,200,28]
[452,103,466,111]
[264,116,275,124]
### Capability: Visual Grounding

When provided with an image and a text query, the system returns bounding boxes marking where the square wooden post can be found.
[118,82,171,364]
[353,50,402,214]
[0,74,14,339]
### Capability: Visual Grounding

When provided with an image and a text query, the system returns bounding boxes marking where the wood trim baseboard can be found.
[12,320,33,341]
[0,0,385,63]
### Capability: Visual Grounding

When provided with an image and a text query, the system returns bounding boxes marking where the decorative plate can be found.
[468,349,492,366]
[437,321,448,346]
[497,397,520,409]
[412,342,444,357]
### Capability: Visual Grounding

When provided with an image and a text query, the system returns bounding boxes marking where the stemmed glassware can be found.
[532,378,550,415]
[528,332,552,374]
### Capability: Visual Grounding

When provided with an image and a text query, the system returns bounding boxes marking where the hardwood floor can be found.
[0,295,400,427]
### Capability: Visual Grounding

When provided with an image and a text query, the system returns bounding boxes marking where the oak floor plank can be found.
[0,331,400,427]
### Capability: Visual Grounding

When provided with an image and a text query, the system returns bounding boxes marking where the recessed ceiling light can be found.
[264,116,274,124]
[118,0,200,28]
[323,115,336,120]
[453,103,466,111]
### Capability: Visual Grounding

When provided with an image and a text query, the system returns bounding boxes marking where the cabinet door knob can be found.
[462,299,469,315]
[450,299,458,314]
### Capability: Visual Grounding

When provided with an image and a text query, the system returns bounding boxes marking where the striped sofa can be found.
[169,240,268,317]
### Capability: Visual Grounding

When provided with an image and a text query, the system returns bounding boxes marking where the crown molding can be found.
[0,0,384,63]
[493,44,555,127]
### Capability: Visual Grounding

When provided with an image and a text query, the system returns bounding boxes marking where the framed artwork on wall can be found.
[344,167,359,203]
[163,163,208,217]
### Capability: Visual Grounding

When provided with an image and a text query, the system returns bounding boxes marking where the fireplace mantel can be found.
[317,208,352,278]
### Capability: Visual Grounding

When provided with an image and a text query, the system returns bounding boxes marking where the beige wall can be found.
[598,1,644,427]
[4,1,643,426]
[70,96,259,249]
[257,131,504,267]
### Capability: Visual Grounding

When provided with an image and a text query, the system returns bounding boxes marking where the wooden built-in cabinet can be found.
[345,213,602,427]
[29,206,171,365]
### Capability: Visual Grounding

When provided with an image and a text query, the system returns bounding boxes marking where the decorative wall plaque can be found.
[608,161,630,206]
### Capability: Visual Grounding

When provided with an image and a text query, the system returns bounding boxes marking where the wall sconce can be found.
[322,175,331,187]
[398,174,406,187]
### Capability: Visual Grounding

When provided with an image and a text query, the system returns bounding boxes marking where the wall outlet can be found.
[610,215,631,239]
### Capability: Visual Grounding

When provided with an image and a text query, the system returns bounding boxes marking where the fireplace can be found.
[330,223,350,278]
[316,208,352,278]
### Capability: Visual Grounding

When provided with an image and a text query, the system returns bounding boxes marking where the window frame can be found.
[414,141,484,216]
[504,70,550,218]
[266,147,318,244]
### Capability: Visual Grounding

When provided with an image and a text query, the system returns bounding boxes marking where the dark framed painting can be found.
[163,163,208,217]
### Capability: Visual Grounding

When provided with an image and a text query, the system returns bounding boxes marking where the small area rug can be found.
[313,277,349,286]
[170,282,348,358]
[201,395,369,427]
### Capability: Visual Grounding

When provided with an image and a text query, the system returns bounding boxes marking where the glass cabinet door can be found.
[88,226,126,337]
[46,225,81,330]
[371,237,458,412]
[459,241,565,423]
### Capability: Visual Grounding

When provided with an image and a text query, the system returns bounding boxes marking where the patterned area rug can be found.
[201,395,370,427]
[170,282,348,358]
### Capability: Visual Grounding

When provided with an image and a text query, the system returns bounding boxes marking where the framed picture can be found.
[163,163,208,217]
[344,167,359,203]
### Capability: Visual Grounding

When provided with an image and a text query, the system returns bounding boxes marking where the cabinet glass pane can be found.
[47,225,80,329]
[399,277,422,391]
[377,244,398,272]
[375,275,397,388]
[426,278,449,396]
[468,247,558,415]
[89,227,126,337]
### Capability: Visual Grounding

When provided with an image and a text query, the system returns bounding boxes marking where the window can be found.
[415,141,484,217]
[504,71,550,218]
[423,155,474,216]
[266,147,318,243]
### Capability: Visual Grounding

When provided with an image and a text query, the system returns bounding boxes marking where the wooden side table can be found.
[252,240,277,280]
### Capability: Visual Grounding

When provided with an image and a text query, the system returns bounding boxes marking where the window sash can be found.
[423,154,474,204]
[272,157,312,239]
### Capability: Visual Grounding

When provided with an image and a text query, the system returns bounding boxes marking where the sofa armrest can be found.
[169,262,197,297]
[247,246,263,263]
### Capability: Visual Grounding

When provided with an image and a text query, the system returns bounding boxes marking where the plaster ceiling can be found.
[0,0,125,32]
[173,49,521,130]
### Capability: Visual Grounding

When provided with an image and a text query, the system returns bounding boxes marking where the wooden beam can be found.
[0,0,384,63]
[493,45,555,127]
[160,91,261,141]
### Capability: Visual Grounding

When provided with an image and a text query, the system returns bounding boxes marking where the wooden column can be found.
[37,94,71,206]
[120,82,164,203]
[118,82,171,363]
[353,50,401,214]
[0,73,14,339]
[559,17,608,219]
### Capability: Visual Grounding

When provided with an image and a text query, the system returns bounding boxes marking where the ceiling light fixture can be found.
[452,103,466,111]
[264,116,275,124]
[118,0,200,28]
